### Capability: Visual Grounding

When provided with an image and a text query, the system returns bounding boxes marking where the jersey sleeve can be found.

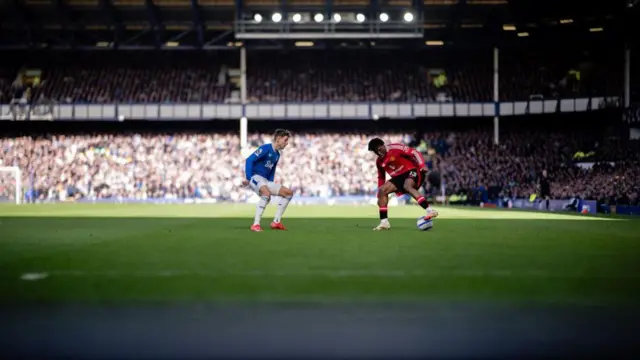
[377,162,386,188]
[245,145,268,180]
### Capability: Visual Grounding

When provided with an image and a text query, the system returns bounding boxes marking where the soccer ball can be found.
[417,217,434,231]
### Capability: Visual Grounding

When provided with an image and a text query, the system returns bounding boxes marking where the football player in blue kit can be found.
[243,129,294,232]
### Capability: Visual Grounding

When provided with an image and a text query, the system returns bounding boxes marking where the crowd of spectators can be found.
[433,131,640,206]
[1,130,638,207]
[0,50,620,105]
[0,52,233,105]
[0,49,631,208]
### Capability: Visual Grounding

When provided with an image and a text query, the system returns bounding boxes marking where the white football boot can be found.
[373,219,391,231]
[425,207,439,220]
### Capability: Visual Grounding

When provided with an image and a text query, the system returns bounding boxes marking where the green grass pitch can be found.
[1,203,639,305]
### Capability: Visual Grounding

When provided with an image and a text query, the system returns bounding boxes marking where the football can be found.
[417,217,434,231]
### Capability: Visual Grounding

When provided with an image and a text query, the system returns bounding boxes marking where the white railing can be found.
[0,97,618,121]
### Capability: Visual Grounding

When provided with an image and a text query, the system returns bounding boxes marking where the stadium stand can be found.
[0,46,634,208]
[0,0,633,210]
[0,52,234,104]
[2,125,638,207]
[0,49,622,105]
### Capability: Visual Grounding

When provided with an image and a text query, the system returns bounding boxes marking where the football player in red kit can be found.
[368,137,439,230]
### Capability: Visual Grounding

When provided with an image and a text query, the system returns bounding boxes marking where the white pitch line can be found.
[17,269,640,280]
[20,272,49,281]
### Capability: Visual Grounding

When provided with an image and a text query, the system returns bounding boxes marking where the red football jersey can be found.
[376,143,426,187]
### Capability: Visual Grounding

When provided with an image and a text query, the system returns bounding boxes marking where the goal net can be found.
[0,166,23,205]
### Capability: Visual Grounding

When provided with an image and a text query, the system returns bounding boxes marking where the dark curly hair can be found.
[367,138,385,152]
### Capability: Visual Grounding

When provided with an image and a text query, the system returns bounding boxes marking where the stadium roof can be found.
[0,0,635,50]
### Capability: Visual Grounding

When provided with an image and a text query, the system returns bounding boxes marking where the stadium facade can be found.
[0,0,639,215]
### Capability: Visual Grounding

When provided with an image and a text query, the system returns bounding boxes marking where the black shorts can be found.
[390,169,425,194]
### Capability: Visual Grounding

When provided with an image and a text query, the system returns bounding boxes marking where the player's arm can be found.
[244,145,267,181]
[377,163,386,189]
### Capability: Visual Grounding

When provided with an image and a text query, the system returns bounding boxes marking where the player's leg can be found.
[545,195,550,210]
[374,181,397,230]
[272,185,293,230]
[402,177,438,219]
[249,176,271,231]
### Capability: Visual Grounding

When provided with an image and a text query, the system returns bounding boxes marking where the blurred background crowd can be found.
[0,50,621,105]
[1,129,638,207]
[0,50,637,208]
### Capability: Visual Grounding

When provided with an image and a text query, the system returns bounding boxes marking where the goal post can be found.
[0,166,23,205]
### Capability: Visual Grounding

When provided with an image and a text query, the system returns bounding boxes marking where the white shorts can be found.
[249,175,282,196]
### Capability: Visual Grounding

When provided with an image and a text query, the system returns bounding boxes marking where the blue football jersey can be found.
[245,144,281,182]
